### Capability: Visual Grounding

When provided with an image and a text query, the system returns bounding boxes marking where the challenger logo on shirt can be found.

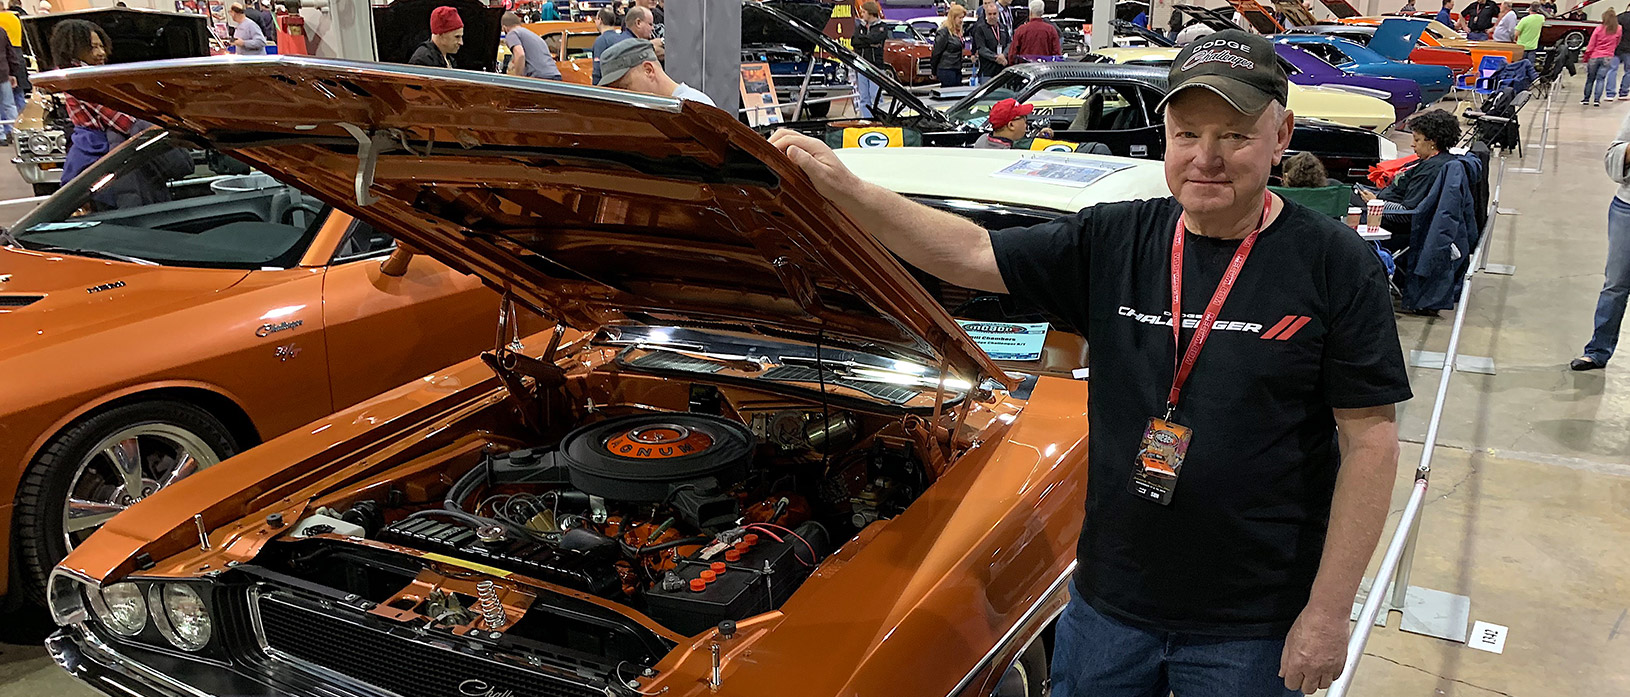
[1117,307,1313,340]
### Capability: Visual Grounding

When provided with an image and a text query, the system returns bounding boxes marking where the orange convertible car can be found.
[0,131,511,602]
[42,57,1092,697]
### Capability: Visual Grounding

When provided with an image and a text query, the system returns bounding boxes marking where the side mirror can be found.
[380,244,417,277]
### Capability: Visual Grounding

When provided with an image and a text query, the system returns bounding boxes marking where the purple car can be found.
[1275,43,1424,124]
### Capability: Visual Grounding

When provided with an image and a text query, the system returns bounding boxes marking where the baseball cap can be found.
[598,39,658,86]
[987,98,1036,129]
[1158,30,1289,115]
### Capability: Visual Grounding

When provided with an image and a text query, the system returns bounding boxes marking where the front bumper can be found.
[11,157,63,185]
[47,624,384,697]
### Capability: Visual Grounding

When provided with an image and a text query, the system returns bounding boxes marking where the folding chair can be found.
[1459,55,1508,93]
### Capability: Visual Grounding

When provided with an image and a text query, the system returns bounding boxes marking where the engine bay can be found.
[254,373,946,650]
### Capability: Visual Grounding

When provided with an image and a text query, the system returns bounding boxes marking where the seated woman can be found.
[1281,151,1335,188]
[1361,110,1462,252]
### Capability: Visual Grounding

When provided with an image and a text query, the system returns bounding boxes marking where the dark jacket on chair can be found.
[1395,154,1485,311]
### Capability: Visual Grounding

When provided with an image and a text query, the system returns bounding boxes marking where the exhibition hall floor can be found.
[1,85,1626,697]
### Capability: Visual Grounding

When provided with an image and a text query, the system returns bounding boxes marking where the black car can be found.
[943,62,1397,181]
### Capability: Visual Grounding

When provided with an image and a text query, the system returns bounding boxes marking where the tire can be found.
[31,182,58,197]
[13,400,238,604]
[1563,30,1587,51]
[992,638,1050,697]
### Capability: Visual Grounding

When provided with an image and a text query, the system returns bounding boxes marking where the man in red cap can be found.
[973,97,1050,149]
[409,5,464,69]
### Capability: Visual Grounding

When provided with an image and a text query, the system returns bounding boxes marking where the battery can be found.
[644,524,823,636]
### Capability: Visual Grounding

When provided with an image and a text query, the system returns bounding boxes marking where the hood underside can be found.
[34,57,1004,385]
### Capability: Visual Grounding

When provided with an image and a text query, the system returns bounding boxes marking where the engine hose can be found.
[621,536,712,556]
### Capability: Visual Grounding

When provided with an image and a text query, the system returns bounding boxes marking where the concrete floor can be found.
[0,80,1627,697]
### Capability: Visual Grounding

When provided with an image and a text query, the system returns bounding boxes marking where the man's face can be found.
[1163,89,1292,217]
[631,13,654,38]
[84,31,107,64]
[611,61,661,94]
[434,28,464,54]
[984,4,998,23]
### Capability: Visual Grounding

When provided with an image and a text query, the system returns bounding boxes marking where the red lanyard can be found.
[1166,191,1274,419]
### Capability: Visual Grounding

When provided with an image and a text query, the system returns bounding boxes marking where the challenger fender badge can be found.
[86,280,126,294]
[256,319,304,337]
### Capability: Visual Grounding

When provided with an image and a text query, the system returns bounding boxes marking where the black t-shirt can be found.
[989,197,1412,636]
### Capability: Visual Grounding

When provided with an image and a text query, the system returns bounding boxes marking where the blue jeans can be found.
[853,73,880,119]
[937,67,963,88]
[1051,583,1299,697]
[0,81,15,139]
[1584,197,1630,364]
[1468,31,1489,40]
[1617,53,1630,97]
[1586,56,1613,102]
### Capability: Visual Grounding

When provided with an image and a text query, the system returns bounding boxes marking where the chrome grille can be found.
[254,592,605,697]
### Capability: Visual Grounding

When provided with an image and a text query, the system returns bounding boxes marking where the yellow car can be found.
[1093,47,1399,131]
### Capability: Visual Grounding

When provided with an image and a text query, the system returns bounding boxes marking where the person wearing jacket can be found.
[0,25,17,146]
[1006,0,1059,64]
[409,6,464,69]
[1583,9,1622,106]
[930,4,967,87]
[971,1,1006,82]
[1464,0,1498,39]
[1611,8,1630,100]
[1361,110,1475,314]
[849,1,887,119]
[1573,111,1630,370]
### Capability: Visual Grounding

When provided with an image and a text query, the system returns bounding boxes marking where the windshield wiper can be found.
[17,242,159,266]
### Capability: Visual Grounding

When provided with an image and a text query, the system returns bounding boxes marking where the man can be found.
[634,0,662,26]
[1006,0,1060,64]
[502,11,563,80]
[0,24,16,146]
[590,7,628,84]
[1400,0,1417,13]
[971,1,1007,81]
[408,5,463,68]
[1516,5,1545,61]
[1613,6,1630,100]
[1435,0,1454,26]
[597,38,714,106]
[624,6,664,60]
[245,0,277,42]
[974,97,1033,148]
[227,3,267,55]
[768,29,1409,696]
[1493,2,1518,42]
[1465,0,1498,39]
[849,1,887,119]
[996,0,1015,49]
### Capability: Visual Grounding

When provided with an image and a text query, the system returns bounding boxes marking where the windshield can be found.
[944,72,1033,127]
[11,130,328,269]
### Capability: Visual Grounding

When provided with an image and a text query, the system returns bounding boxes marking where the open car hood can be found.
[1370,17,1430,62]
[33,57,1005,386]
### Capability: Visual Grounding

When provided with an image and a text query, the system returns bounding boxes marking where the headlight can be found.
[27,133,52,156]
[150,584,213,651]
[87,583,147,637]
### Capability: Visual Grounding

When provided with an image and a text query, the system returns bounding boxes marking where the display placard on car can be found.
[956,320,1050,361]
[992,155,1134,188]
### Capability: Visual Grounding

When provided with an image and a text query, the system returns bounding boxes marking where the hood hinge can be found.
[336,122,397,207]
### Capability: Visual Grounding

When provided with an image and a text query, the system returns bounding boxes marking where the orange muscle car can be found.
[41,56,1095,697]
[0,132,519,603]
[1340,17,1525,65]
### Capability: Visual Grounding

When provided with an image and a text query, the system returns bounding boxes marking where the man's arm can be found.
[767,129,1007,292]
[1280,404,1400,695]
[508,43,527,76]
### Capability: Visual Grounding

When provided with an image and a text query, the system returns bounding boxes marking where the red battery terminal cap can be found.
[744,534,760,546]
[700,570,717,583]
[689,578,707,592]
[710,562,727,574]
[725,549,742,562]
[732,540,750,553]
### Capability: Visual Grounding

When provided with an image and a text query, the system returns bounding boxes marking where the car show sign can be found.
[955,320,1049,361]
[739,62,782,127]
[993,154,1133,187]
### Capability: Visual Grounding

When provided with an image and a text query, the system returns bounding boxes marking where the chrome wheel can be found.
[1563,31,1587,51]
[62,424,220,548]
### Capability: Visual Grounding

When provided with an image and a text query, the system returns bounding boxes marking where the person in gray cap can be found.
[768,28,1409,696]
[597,39,714,106]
